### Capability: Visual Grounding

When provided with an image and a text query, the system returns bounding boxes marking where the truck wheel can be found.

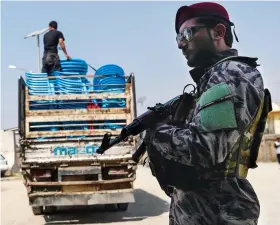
[32,206,43,215]
[117,203,129,211]
[44,206,57,214]
[104,204,116,211]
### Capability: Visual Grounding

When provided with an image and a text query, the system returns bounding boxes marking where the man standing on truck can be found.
[42,21,71,74]
[144,2,272,225]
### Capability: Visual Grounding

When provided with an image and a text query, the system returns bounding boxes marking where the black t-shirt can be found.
[43,30,65,53]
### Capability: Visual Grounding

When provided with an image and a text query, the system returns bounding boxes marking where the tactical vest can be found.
[226,88,272,179]
[211,57,273,179]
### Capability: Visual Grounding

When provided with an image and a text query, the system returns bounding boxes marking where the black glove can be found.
[172,92,196,126]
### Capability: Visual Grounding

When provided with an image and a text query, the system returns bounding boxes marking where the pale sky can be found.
[1,1,280,129]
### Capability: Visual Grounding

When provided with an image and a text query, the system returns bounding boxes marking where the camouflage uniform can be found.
[146,49,265,225]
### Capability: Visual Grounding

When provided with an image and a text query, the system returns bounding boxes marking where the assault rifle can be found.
[96,84,196,162]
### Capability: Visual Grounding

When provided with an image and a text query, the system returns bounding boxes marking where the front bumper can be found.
[28,189,135,206]
[0,165,8,172]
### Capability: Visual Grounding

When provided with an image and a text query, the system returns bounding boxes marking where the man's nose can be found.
[178,40,187,49]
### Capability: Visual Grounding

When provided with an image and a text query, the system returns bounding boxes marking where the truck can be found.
[18,69,138,215]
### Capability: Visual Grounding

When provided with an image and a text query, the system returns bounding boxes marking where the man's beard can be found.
[187,50,216,68]
[187,39,217,68]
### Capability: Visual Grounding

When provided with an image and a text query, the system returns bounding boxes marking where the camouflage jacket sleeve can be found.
[148,60,264,169]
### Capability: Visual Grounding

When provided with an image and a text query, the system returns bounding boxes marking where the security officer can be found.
[145,2,272,225]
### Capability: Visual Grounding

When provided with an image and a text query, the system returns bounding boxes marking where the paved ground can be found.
[1,163,280,225]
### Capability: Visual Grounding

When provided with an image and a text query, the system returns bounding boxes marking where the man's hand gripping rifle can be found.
[96,84,196,161]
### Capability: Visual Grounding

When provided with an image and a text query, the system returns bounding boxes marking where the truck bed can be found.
[18,73,137,162]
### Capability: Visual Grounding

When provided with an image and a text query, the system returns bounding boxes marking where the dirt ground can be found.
[1,162,279,225]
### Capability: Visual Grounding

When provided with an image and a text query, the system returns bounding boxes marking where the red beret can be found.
[175,2,234,33]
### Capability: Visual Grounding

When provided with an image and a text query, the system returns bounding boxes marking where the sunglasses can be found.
[176,26,206,44]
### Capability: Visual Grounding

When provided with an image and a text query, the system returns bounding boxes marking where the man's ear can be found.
[213,23,226,40]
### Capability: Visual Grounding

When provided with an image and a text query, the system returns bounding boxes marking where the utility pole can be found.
[24,27,49,72]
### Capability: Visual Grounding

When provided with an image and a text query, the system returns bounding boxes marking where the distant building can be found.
[265,102,280,134]
[258,102,280,162]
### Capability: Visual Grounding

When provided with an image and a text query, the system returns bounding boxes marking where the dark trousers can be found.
[277,154,280,164]
[41,52,61,74]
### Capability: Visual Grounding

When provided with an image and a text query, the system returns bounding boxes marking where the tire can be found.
[1,171,5,177]
[44,206,57,214]
[104,204,116,211]
[32,206,43,215]
[117,203,129,211]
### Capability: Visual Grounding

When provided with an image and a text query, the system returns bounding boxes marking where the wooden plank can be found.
[27,92,128,101]
[29,122,127,128]
[125,83,132,124]
[28,178,135,186]
[26,129,122,138]
[22,154,135,165]
[26,108,130,117]
[23,136,109,143]
[25,88,30,135]
[126,98,132,124]
[26,113,128,122]
[61,182,132,192]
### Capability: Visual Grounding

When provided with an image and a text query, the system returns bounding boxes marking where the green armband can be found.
[198,82,237,132]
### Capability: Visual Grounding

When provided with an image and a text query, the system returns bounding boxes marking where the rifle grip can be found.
[172,93,195,125]
[132,141,147,163]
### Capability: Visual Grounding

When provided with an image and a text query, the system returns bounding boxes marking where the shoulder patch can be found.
[198,82,237,132]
